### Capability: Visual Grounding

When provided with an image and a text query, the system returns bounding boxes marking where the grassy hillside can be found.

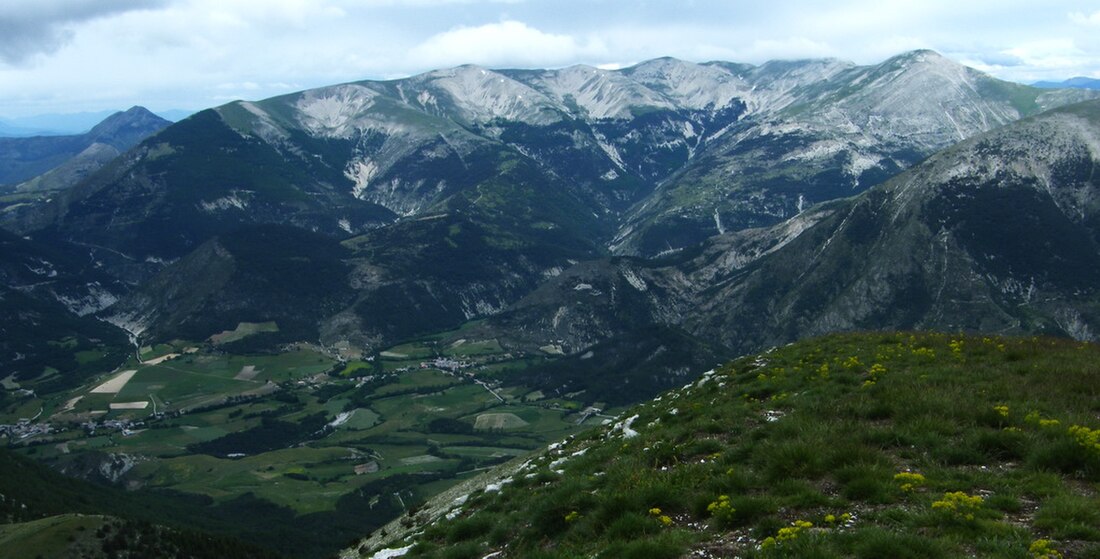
[0,450,281,559]
[358,332,1100,559]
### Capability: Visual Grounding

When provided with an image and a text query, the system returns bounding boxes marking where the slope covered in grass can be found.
[357,332,1100,559]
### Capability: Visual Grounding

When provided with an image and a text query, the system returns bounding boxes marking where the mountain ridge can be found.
[4,50,1099,368]
[472,98,1100,382]
[0,106,170,190]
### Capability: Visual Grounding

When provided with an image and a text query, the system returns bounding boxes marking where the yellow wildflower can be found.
[1029,539,1063,559]
[894,471,926,492]
[931,491,983,521]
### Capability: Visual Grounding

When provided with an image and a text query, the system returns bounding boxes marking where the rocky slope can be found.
[478,98,1100,379]
[611,50,1100,256]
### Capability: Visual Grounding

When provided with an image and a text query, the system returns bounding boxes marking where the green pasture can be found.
[379,341,435,360]
[209,321,279,345]
[10,340,584,526]
[440,338,503,357]
[338,360,374,377]
[372,369,461,396]
[0,514,107,559]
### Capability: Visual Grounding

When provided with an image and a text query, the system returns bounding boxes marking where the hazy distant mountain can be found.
[0,109,191,138]
[0,106,170,190]
[1032,77,1100,90]
[0,120,53,137]
[0,110,120,137]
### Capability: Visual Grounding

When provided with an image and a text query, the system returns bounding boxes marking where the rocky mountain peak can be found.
[85,106,171,150]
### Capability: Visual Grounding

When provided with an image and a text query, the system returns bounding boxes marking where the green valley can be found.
[2,330,607,557]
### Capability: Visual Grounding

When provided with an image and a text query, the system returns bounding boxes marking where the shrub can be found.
[599,534,685,559]
[1029,539,1064,559]
[706,495,735,526]
[760,441,827,481]
[893,471,926,493]
[446,516,492,543]
[1034,495,1100,540]
[440,541,483,559]
[854,529,946,559]
[931,491,984,523]
[606,513,655,540]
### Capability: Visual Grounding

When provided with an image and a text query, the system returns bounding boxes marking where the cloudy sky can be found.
[2,0,1099,118]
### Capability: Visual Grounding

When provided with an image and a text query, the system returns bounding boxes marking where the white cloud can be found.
[738,37,838,61]
[1069,10,1100,26]
[0,0,166,65]
[1005,39,1086,68]
[3,0,1100,117]
[407,20,605,69]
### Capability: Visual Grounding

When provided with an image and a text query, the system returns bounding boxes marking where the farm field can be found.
[3,332,604,545]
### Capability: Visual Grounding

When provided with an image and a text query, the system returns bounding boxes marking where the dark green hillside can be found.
[362,332,1100,559]
[0,450,281,558]
[511,325,727,406]
[109,224,353,344]
[0,288,128,393]
[10,108,396,264]
[0,229,130,394]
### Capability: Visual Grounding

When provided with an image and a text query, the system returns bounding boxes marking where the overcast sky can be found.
[2,0,1099,118]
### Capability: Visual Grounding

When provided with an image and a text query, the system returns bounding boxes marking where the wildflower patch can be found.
[931,491,984,522]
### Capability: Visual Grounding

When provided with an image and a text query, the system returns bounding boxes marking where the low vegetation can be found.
[363,332,1100,558]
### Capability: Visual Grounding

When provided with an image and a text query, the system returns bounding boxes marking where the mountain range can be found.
[1033,77,1100,90]
[3,50,1099,403]
[481,100,1100,364]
